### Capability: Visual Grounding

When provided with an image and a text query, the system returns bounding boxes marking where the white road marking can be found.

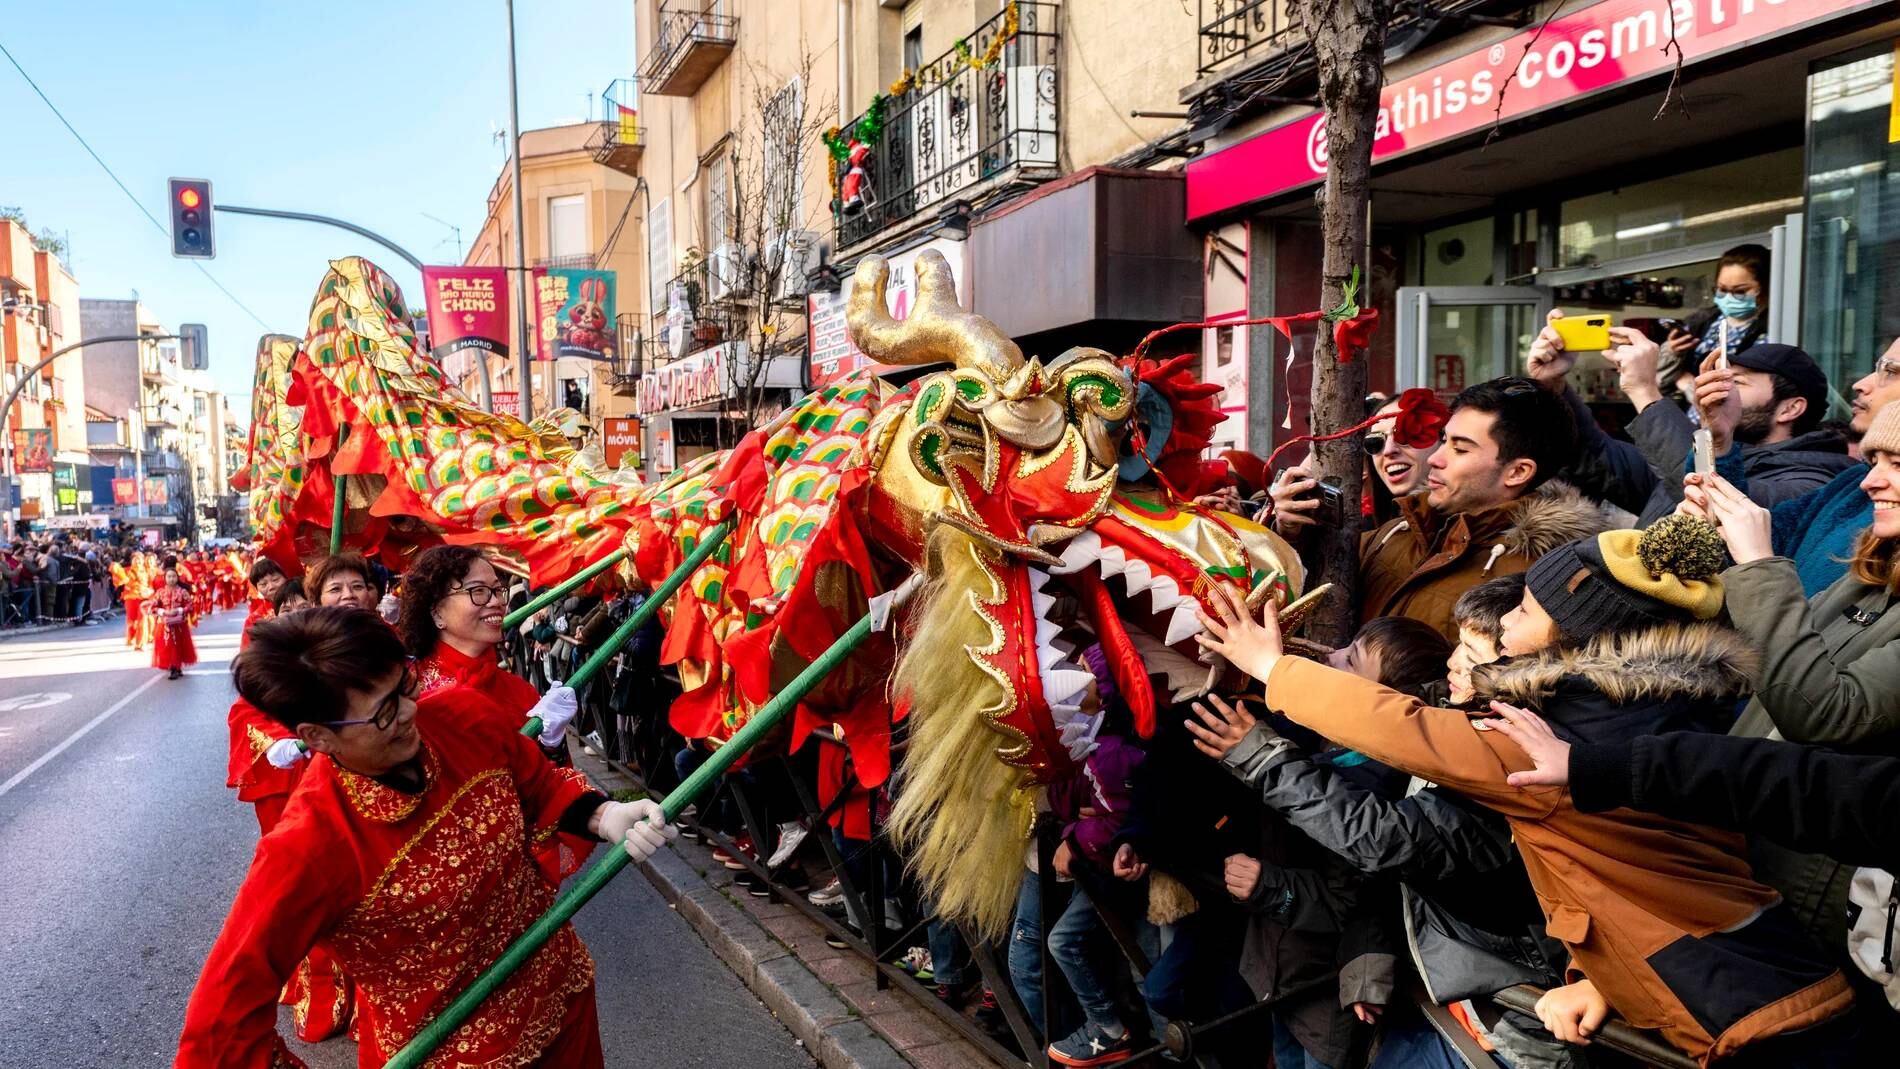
[0,673,165,799]
[0,692,72,711]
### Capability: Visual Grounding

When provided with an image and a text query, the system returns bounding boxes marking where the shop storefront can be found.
[1184,0,1896,449]
[634,340,804,475]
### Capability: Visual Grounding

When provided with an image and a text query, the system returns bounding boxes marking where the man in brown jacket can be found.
[1355,378,1612,638]
[1192,521,1861,1066]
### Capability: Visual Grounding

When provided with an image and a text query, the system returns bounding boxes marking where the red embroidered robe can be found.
[176,687,602,1068]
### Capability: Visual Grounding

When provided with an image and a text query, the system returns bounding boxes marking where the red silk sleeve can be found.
[175,813,352,1068]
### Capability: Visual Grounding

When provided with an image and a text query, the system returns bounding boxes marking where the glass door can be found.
[1395,286,1552,393]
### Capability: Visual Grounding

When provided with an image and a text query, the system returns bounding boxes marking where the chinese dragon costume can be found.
[248,253,1313,937]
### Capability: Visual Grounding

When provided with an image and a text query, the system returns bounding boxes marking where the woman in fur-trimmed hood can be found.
[1192,517,1861,1065]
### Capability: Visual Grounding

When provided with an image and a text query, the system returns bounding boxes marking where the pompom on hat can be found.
[1525,515,1726,641]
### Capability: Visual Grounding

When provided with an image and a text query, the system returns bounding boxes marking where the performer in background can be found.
[150,567,196,680]
[176,607,674,1068]
[110,552,143,649]
[241,558,287,648]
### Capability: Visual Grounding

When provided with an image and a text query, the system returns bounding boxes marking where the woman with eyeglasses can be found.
[306,551,381,611]
[1272,395,1440,534]
[178,607,674,1068]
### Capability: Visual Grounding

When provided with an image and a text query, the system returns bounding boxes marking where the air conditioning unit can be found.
[769,231,821,301]
[707,242,746,301]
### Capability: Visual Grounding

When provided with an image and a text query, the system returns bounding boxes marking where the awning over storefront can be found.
[970,167,1201,339]
[1185,0,1888,224]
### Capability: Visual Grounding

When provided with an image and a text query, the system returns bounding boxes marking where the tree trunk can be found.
[1292,0,1391,646]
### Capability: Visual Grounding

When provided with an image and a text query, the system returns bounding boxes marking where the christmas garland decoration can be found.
[823,1,1022,210]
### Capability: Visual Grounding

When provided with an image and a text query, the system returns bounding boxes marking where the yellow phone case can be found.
[1552,315,1612,351]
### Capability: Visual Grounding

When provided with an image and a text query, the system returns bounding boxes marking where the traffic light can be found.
[169,178,215,258]
[178,323,209,370]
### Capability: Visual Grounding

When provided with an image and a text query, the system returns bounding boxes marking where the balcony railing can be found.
[641,3,737,97]
[533,254,598,270]
[835,2,1059,250]
[1196,1,1533,81]
[588,78,644,176]
[611,312,645,388]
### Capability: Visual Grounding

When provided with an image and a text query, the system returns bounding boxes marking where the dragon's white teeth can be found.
[1164,604,1203,646]
[1050,531,1100,575]
[1097,544,1127,578]
[1045,667,1094,705]
[1120,558,1152,593]
[1147,576,1185,614]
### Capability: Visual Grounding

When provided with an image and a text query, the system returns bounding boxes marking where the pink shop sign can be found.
[1185,0,1882,222]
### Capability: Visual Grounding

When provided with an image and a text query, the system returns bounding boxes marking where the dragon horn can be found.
[846,250,1021,376]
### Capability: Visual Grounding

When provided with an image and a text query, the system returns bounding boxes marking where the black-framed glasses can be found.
[445,583,504,607]
[320,661,416,731]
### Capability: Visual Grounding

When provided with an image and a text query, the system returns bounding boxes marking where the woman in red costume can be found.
[306,551,380,612]
[110,553,141,648]
[126,551,157,650]
[399,545,583,878]
[177,607,675,1068]
[150,567,197,680]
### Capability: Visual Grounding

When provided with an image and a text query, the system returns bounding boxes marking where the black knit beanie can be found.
[1524,516,1727,642]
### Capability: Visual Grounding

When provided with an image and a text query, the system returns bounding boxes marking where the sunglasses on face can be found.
[320,661,416,732]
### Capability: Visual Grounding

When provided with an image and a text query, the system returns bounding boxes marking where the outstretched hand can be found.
[1185,693,1258,762]
[1684,472,1773,564]
[1195,580,1284,684]
[1481,701,1571,789]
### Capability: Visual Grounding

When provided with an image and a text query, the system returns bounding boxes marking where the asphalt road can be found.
[0,609,812,1068]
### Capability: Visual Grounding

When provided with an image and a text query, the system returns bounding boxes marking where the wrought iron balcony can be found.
[834,2,1058,250]
[1196,1,1535,83]
[588,78,645,176]
[611,312,645,389]
[533,254,598,270]
[641,3,737,98]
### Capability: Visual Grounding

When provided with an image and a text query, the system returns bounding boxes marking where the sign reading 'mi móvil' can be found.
[1185,0,1881,221]
[421,266,509,358]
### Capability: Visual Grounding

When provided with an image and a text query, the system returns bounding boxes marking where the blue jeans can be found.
[1046,884,1119,1031]
[1273,1017,1336,1069]
[1141,908,1249,1023]
[1008,868,1046,1033]
[926,917,972,987]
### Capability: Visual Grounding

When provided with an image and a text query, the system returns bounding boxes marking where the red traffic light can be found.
[168,178,215,258]
[178,187,201,209]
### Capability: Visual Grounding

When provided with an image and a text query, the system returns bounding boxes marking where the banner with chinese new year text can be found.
[421,266,510,359]
[533,267,617,362]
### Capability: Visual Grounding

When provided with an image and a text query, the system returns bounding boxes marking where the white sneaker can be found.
[808,879,845,909]
[765,820,809,868]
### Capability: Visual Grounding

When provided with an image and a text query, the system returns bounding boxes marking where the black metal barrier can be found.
[512,597,1706,1069]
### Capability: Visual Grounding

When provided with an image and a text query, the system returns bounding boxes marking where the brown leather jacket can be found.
[1359,481,1617,640]
[1263,625,1855,1065]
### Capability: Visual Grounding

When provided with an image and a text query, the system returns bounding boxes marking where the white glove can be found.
[530,685,579,746]
[266,738,308,769]
[596,798,677,863]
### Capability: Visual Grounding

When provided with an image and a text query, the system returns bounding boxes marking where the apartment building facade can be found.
[622,0,1208,474]
[454,117,647,427]
[0,215,94,532]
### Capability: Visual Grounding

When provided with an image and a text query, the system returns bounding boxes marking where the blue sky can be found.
[2,0,636,415]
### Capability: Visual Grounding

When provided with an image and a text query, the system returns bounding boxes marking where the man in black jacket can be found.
[1527,313,1853,523]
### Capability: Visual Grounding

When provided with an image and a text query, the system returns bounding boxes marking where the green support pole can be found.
[330,475,348,556]
[561,520,734,694]
[503,547,632,631]
[383,610,876,1069]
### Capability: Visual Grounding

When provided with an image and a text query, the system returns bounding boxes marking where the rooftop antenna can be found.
[420,211,464,262]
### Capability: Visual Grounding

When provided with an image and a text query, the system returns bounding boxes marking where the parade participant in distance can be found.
[150,567,197,680]
[177,608,674,1068]
[305,551,380,611]
[110,552,142,648]
[241,558,287,648]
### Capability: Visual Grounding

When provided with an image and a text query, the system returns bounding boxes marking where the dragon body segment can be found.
[258,253,1307,937]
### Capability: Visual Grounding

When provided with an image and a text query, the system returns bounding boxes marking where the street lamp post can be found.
[506,0,534,422]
